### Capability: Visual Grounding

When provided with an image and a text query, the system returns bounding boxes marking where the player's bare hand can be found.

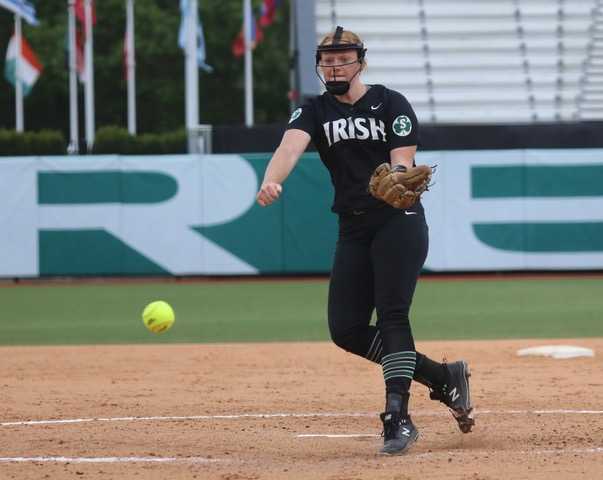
[256,182,283,207]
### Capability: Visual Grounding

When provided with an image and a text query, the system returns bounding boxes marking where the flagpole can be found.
[84,0,95,151]
[185,0,199,131]
[243,0,253,127]
[68,0,79,153]
[14,14,24,132]
[126,0,136,135]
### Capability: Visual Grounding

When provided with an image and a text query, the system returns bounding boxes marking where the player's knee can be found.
[329,327,365,355]
[329,328,353,351]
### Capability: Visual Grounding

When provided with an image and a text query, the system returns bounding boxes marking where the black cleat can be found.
[379,412,419,455]
[431,360,475,433]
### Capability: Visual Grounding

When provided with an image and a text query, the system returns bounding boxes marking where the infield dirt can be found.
[1,339,602,479]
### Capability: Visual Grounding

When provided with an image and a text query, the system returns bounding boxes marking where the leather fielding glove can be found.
[368,163,432,209]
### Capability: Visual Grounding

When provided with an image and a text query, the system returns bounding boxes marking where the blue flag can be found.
[178,0,213,73]
[0,0,38,25]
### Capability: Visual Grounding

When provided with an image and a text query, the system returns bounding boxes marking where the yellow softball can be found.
[142,300,175,334]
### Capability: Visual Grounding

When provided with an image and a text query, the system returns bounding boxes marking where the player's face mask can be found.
[316,26,366,96]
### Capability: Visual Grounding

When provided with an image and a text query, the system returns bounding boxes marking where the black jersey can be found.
[286,84,419,214]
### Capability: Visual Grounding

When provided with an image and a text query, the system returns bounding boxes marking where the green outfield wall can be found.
[1,149,602,277]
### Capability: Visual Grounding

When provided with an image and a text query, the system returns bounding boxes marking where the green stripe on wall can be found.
[473,222,603,252]
[472,165,603,198]
[39,230,168,275]
[38,172,178,204]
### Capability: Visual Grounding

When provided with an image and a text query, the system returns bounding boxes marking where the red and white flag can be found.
[74,0,96,81]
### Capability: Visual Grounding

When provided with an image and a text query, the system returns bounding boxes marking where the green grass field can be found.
[1,277,602,346]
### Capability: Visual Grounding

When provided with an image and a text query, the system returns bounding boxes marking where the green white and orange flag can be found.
[4,34,43,96]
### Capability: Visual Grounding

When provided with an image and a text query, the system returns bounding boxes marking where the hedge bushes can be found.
[0,126,188,155]
[92,126,187,154]
[0,129,66,155]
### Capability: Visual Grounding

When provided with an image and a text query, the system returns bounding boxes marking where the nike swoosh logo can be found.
[404,211,418,215]
[370,103,382,110]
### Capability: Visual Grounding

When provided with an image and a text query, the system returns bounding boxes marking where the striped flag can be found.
[0,0,38,25]
[232,0,280,58]
[4,34,43,96]
[259,0,280,27]
[75,0,96,24]
[231,14,263,57]
[74,0,96,81]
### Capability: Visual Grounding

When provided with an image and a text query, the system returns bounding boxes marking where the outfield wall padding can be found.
[0,149,602,277]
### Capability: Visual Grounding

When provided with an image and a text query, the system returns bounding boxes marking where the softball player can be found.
[256,27,474,455]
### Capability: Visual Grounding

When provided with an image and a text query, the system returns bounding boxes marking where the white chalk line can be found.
[387,447,603,460]
[294,440,603,458]
[2,409,602,427]
[411,447,603,459]
[0,412,371,427]
[298,434,379,438]
[2,448,601,465]
[2,449,601,465]
[0,456,223,464]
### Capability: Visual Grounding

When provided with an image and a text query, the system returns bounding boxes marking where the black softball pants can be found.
[328,204,429,392]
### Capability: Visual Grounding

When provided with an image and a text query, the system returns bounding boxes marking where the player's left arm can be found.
[390,145,417,170]
[387,91,420,171]
[367,92,430,209]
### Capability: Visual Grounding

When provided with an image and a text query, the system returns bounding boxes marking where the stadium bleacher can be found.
[578,0,603,119]
[315,0,603,123]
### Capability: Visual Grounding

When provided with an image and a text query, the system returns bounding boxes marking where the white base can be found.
[516,345,595,359]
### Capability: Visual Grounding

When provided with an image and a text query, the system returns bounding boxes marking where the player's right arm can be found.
[256,129,311,207]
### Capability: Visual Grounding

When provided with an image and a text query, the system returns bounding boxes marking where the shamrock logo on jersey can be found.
[392,115,412,137]
[289,108,302,124]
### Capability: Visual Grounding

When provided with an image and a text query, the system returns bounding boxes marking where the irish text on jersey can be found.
[322,117,387,147]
